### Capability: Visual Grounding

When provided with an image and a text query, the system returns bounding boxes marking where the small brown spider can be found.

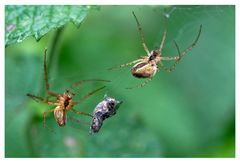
[27,49,110,130]
[110,12,202,88]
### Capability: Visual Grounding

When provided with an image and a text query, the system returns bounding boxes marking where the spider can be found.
[27,49,110,131]
[110,12,202,88]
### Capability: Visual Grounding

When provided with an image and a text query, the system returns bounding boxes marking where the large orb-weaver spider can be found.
[27,49,110,131]
[110,12,202,88]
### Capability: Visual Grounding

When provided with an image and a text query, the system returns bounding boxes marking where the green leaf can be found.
[5,5,91,46]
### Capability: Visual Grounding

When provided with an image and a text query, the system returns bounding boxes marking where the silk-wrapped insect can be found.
[90,95,122,133]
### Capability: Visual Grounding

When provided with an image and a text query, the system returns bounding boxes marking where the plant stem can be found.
[48,27,65,70]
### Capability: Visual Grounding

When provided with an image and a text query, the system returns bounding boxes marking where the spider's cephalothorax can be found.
[27,49,110,130]
[148,50,161,62]
[59,92,73,110]
[110,12,202,89]
[90,95,122,133]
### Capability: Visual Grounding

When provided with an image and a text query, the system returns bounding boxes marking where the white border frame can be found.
[1,0,239,162]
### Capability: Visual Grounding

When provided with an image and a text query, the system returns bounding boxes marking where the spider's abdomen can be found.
[131,62,157,78]
[54,107,67,126]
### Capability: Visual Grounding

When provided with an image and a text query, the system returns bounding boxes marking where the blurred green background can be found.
[5,5,235,157]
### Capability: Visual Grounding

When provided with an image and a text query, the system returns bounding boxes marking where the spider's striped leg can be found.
[176,25,202,59]
[165,40,183,72]
[132,11,150,55]
[160,40,182,72]
[159,30,167,52]
[160,38,181,61]
[161,56,179,61]
[160,25,202,73]
[108,59,144,70]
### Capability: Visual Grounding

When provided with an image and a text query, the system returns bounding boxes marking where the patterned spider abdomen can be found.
[131,62,158,78]
[90,96,122,133]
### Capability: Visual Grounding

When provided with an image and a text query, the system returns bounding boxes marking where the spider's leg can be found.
[165,40,183,72]
[69,116,90,126]
[26,93,57,105]
[160,40,181,61]
[71,108,93,118]
[159,30,167,52]
[108,59,144,70]
[73,86,106,106]
[43,107,57,133]
[158,60,169,72]
[70,86,105,117]
[43,49,59,97]
[68,116,90,130]
[160,25,202,73]
[159,40,182,72]
[177,25,202,59]
[126,78,152,89]
[161,56,180,60]
[66,80,109,93]
[132,11,150,55]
